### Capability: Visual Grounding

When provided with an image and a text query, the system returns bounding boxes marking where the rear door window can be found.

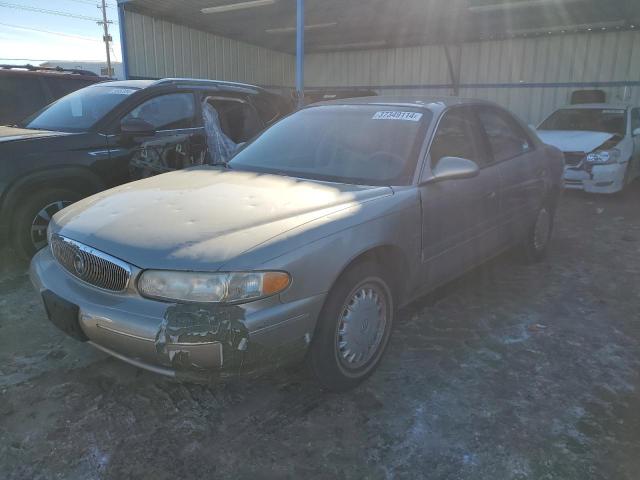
[206,97,263,143]
[252,95,281,125]
[0,75,48,124]
[477,107,532,162]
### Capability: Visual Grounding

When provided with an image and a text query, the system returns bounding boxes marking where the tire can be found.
[520,202,555,264]
[11,188,81,259]
[308,261,395,392]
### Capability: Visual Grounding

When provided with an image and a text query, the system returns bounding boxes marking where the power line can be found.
[0,2,118,23]
[0,21,103,42]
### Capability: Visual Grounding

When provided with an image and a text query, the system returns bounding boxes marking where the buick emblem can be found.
[73,252,87,276]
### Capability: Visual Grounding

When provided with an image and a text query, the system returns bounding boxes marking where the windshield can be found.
[21,84,139,132]
[229,105,430,185]
[538,108,627,136]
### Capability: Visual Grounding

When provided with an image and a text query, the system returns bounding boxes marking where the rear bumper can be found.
[30,247,325,379]
[564,163,627,194]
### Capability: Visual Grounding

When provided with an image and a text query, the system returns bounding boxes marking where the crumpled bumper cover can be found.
[563,162,627,194]
[30,247,325,380]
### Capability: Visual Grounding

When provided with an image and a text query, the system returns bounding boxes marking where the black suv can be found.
[0,64,105,125]
[0,78,293,257]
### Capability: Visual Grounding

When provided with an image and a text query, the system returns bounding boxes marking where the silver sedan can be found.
[31,97,564,391]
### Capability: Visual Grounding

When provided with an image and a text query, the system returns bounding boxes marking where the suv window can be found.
[430,107,489,168]
[123,93,196,130]
[0,75,47,124]
[477,107,532,162]
[206,97,263,143]
[631,108,640,133]
[43,77,97,99]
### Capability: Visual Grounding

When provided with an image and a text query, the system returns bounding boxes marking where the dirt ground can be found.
[1,185,639,480]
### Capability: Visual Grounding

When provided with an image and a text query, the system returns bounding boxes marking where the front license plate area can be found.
[42,290,88,341]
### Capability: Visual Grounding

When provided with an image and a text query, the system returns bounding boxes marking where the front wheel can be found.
[520,203,555,263]
[308,261,394,392]
[11,188,81,259]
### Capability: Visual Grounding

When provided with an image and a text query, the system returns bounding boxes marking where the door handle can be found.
[486,191,497,199]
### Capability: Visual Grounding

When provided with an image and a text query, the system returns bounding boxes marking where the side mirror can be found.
[633,127,640,137]
[120,118,156,137]
[428,156,480,183]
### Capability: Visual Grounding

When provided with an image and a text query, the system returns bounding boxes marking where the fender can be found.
[0,166,106,228]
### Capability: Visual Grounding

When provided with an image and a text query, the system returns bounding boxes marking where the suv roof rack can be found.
[152,77,264,93]
[0,64,99,77]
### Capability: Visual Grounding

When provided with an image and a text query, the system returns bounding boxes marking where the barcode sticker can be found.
[108,88,136,95]
[372,111,423,122]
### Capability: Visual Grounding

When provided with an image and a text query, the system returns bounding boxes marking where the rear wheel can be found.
[11,188,80,259]
[308,261,394,392]
[520,203,554,263]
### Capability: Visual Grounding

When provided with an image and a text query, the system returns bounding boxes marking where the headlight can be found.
[137,270,291,304]
[586,148,620,164]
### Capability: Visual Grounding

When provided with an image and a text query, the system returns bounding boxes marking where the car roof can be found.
[310,95,497,111]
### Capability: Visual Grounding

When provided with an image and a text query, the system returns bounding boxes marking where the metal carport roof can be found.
[121,0,640,54]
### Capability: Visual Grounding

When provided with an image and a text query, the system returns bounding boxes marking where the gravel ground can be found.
[1,184,639,479]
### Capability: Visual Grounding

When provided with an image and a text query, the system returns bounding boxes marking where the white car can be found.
[536,104,640,193]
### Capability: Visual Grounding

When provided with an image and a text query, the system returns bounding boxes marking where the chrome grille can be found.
[564,152,585,167]
[50,235,131,292]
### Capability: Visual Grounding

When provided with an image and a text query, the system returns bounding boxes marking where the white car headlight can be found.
[138,270,291,304]
[586,148,620,164]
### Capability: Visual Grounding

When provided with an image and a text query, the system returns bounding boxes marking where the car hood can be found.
[53,167,393,270]
[536,130,616,153]
[0,125,75,143]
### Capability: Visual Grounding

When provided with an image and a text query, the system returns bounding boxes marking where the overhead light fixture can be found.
[266,22,337,34]
[316,40,387,51]
[201,0,275,14]
[468,0,583,13]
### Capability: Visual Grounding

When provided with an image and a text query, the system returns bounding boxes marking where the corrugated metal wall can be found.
[124,10,294,87]
[123,9,640,125]
[305,31,640,124]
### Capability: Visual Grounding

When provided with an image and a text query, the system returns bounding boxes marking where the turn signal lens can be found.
[263,271,291,296]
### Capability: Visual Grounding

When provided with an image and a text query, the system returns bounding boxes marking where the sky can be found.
[0,0,122,65]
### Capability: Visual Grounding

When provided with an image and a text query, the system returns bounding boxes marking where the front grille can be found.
[50,235,132,292]
[564,152,585,167]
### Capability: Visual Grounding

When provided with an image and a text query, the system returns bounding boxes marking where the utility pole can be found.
[98,0,113,77]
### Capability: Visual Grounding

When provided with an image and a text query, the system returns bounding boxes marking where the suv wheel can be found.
[308,261,394,392]
[12,188,80,259]
[521,203,554,263]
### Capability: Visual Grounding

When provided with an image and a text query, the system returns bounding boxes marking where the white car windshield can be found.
[538,108,626,136]
[229,105,431,186]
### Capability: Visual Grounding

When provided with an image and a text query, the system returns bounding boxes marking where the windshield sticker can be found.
[70,98,83,117]
[108,88,136,95]
[373,111,423,122]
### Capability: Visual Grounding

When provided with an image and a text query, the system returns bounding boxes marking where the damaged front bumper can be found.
[564,162,627,194]
[30,247,325,380]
